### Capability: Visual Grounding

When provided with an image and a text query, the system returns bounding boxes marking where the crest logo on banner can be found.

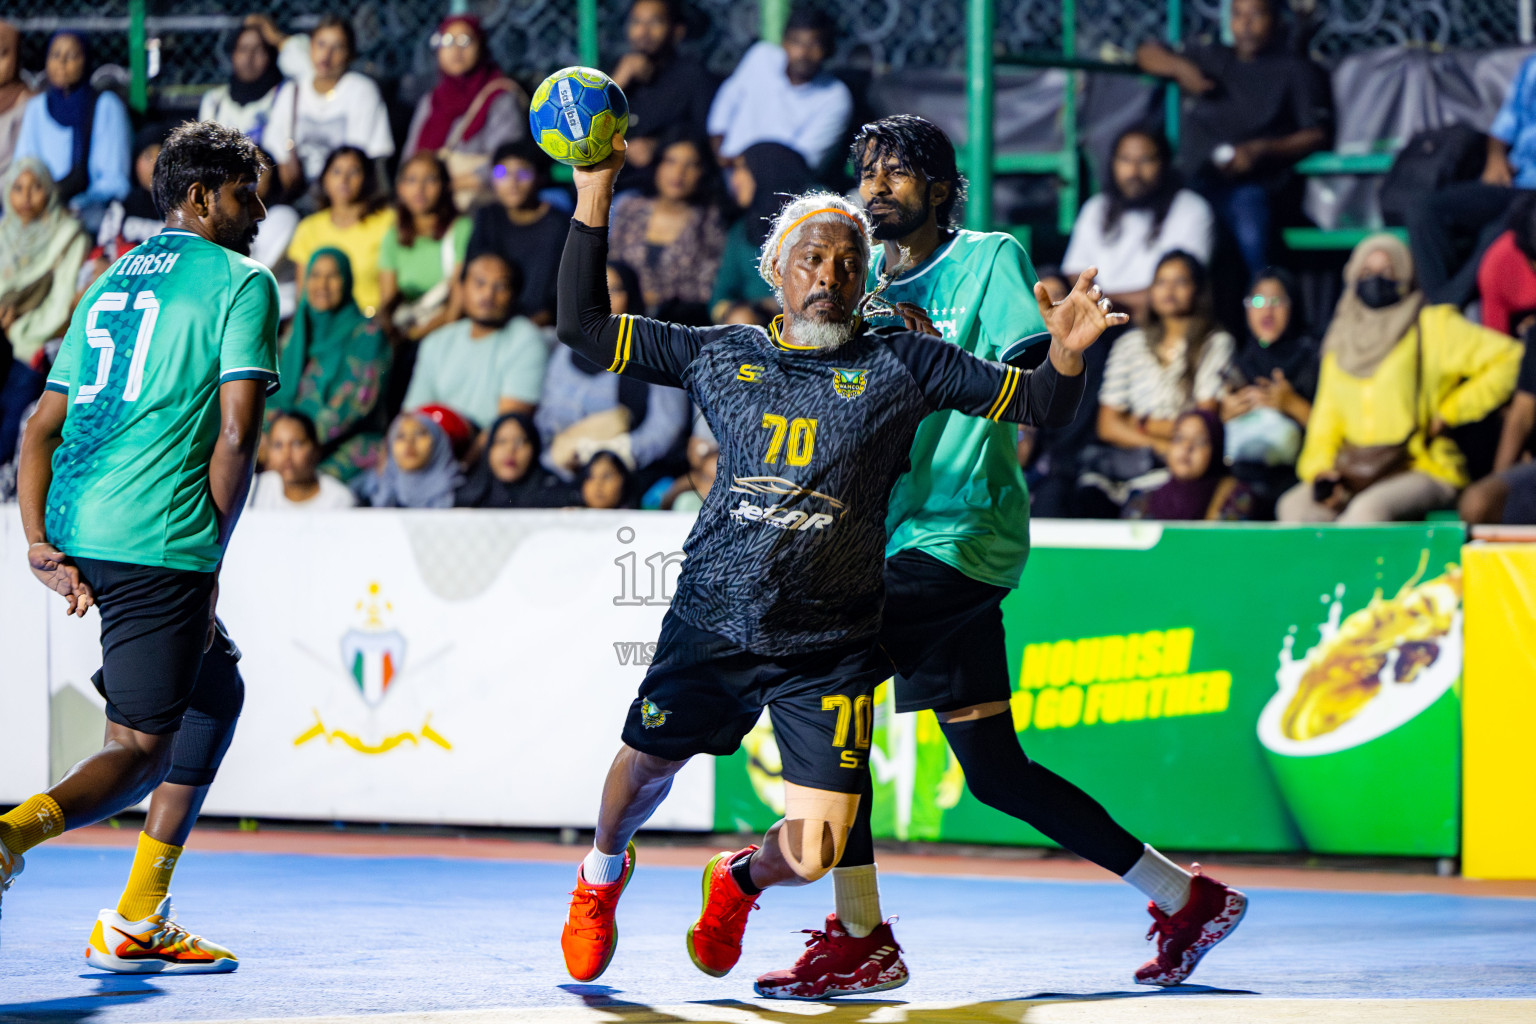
[341,582,407,707]
[294,581,452,755]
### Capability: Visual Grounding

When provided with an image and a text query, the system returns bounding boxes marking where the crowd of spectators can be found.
[3,0,1536,526]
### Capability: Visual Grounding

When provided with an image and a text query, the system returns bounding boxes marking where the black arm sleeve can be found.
[887,330,1085,429]
[555,219,701,388]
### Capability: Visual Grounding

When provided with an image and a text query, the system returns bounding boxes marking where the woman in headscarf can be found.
[579,450,637,510]
[454,412,574,508]
[14,30,130,233]
[1128,409,1251,521]
[353,411,463,509]
[272,248,392,481]
[1278,233,1522,523]
[711,142,811,325]
[0,158,89,459]
[0,21,37,181]
[1220,266,1319,516]
[198,23,287,150]
[403,15,527,209]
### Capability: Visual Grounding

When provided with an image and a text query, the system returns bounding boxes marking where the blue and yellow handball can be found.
[528,66,629,167]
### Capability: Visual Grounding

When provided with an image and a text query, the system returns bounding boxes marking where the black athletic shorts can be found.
[620,611,893,793]
[878,549,1012,715]
[76,557,239,735]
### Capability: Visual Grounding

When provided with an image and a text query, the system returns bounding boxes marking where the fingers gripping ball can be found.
[529,67,630,167]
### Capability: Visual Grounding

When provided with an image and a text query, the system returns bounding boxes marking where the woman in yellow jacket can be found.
[1278,233,1522,523]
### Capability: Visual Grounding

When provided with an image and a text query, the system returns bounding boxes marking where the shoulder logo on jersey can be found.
[831,368,869,400]
[728,476,847,532]
[641,699,671,729]
[737,363,765,382]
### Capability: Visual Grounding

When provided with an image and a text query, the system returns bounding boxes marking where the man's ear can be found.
[185,180,213,218]
[928,179,952,212]
[671,22,686,46]
[770,261,783,288]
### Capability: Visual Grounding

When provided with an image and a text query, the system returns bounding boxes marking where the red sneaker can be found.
[1134,869,1248,987]
[754,914,910,999]
[560,842,636,982]
[686,846,760,977]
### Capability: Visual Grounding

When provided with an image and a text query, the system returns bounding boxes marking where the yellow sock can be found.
[117,832,183,921]
[0,794,65,855]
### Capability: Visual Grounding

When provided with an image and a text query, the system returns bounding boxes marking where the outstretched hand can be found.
[28,542,93,617]
[1036,267,1128,360]
[571,134,629,194]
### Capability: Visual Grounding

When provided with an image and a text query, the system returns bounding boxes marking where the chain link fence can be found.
[8,0,1527,108]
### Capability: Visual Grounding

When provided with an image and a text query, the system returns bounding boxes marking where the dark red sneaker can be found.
[686,847,760,977]
[1134,869,1248,987]
[755,914,909,999]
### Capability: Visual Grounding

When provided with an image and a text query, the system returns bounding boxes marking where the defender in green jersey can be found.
[2,123,275,972]
[755,117,1248,999]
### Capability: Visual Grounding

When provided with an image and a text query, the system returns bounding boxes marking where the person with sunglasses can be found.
[403,15,527,209]
[465,139,567,326]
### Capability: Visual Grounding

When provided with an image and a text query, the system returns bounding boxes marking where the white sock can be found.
[582,845,627,885]
[1122,844,1193,915]
[832,864,882,938]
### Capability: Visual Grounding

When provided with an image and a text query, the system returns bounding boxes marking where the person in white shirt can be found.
[707,6,852,175]
[262,15,394,193]
[196,22,298,151]
[1063,128,1215,321]
[250,412,357,510]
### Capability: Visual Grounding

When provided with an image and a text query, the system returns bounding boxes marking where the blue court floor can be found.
[1,846,1534,1023]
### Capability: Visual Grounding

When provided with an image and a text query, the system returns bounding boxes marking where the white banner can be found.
[7,507,713,830]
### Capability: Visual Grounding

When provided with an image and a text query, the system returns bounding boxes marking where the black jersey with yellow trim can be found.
[557,219,1081,654]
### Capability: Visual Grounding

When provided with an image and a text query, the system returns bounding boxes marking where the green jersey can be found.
[45,230,281,572]
[872,229,1049,589]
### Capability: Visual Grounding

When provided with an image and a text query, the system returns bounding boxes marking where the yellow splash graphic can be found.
[294,710,452,754]
[1281,559,1462,742]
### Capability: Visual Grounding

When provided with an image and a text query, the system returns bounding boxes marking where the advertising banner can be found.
[1461,543,1536,879]
[36,509,713,830]
[715,523,1465,857]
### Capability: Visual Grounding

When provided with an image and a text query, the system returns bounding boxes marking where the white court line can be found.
[137,997,1536,1024]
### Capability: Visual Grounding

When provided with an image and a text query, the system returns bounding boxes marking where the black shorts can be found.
[620,612,893,793]
[878,549,1012,715]
[76,557,240,735]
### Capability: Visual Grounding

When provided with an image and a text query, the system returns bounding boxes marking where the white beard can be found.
[787,316,858,350]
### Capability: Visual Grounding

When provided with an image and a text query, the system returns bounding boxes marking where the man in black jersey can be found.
[557,136,1126,985]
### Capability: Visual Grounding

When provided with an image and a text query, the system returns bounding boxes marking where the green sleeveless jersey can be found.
[44,230,280,572]
[870,230,1050,589]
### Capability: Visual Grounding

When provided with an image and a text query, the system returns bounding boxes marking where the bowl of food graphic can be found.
[1256,567,1462,855]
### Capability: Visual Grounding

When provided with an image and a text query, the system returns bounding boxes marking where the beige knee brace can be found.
[779,784,861,883]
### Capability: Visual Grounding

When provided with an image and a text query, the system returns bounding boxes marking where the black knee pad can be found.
[165,636,244,787]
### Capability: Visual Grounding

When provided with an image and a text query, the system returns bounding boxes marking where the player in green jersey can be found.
[0,122,277,973]
[755,117,1247,998]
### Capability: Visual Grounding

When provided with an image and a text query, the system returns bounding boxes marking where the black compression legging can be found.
[840,712,1144,875]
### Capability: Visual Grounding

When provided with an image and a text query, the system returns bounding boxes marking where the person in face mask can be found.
[1277,233,1523,523]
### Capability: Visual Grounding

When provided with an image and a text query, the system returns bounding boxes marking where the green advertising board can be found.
[715,523,1465,857]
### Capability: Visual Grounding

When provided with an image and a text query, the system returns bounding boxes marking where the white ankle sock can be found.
[1122,845,1192,915]
[582,845,627,885]
[832,864,882,938]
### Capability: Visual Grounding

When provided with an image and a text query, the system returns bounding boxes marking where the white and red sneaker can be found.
[1134,869,1247,987]
[754,914,909,999]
